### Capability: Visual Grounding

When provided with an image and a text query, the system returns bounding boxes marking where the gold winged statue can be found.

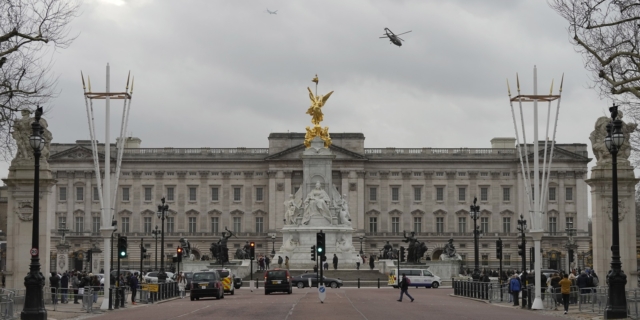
[304,76,333,148]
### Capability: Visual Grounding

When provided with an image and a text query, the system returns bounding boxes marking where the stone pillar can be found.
[587,163,638,289]
[267,171,278,230]
[55,244,71,274]
[356,171,365,231]
[3,163,55,290]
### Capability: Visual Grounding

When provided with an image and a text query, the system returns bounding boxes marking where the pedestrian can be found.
[278,256,283,268]
[356,255,361,270]
[91,275,100,303]
[177,273,187,299]
[49,272,59,305]
[130,272,139,305]
[72,272,80,304]
[323,260,329,270]
[61,272,69,303]
[285,256,289,270]
[313,264,318,273]
[397,273,414,302]
[560,273,572,314]
[550,273,561,310]
[509,274,521,306]
[369,255,375,270]
[333,254,338,270]
[259,255,265,271]
[265,256,271,270]
[577,270,589,304]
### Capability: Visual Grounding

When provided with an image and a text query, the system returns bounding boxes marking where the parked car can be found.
[291,273,343,289]
[190,271,224,301]
[214,269,235,295]
[264,269,292,295]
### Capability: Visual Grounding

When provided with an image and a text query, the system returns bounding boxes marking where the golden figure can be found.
[304,75,333,148]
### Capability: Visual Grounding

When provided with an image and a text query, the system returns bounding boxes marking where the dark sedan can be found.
[291,273,343,289]
[190,272,224,301]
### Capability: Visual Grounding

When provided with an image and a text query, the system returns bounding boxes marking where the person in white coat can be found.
[356,255,362,270]
[177,273,187,299]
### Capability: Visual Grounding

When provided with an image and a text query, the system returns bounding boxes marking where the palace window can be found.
[121,217,129,234]
[211,187,219,201]
[92,217,100,234]
[369,217,378,233]
[144,187,152,201]
[458,187,466,201]
[233,187,241,201]
[58,216,66,229]
[93,187,99,201]
[166,217,174,233]
[549,187,556,201]
[566,217,574,229]
[189,187,197,201]
[413,217,422,234]
[503,217,511,233]
[188,217,197,233]
[481,254,489,266]
[504,254,511,266]
[76,187,84,201]
[167,187,174,201]
[59,187,67,201]
[122,187,130,201]
[144,217,152,234]
[369,187,377,201]
[566,187,573,201]
[75,216,84,232]
[503,187,510,201]
[481,217,489,234]
[256,187,264,201]
[436,217,444,234]
[391,187,399,201]
[233,217,242,233]
[436,187,444,201]
[458,217,466,233]
[480,187,488,201]
[414,187,421,201]
[255,217,264,234]
[211,217,219,234]
[548,217,557,235]
[391,217,400,234]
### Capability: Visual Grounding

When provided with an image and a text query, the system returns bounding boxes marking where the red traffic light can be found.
[250,242,255,247]
[177,247,183,254]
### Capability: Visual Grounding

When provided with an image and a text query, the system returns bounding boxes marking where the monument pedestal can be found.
[587,164,639,289]
[3,163,55,290]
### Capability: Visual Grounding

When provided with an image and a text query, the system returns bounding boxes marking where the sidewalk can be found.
[45,293,183,320]
[452,294,604,320]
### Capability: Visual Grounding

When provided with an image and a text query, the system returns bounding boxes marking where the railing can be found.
[123,148,269,155]
[452,279,491,300]
[364,148,516,156]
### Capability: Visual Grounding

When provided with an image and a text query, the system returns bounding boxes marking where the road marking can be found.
[342,291,369,320]
[173,304,211,318]
[284,292,308,320]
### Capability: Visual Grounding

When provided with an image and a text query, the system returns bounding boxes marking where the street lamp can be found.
[469,197,480,281]
[151,225,160,270]
[604,104,628,319]
[359,235,365,255]
[156,198,169,283]
[22,107,46,320]
[270,234,276,258]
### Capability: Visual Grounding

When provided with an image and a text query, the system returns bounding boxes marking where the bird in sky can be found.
[266,8,277,14]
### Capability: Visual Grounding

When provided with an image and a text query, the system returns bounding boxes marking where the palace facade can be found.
[46,133,591,273]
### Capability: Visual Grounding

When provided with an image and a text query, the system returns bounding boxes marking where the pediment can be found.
[140,209,155,216]
[118,209,133,215]
[455,209,469,215]
[500,209,514,215]
[547,209,559,216]
[480,209,492,215]
[366,209,380,215]
[230,209,244,215]
[265,144,367,161]
[49,145,107,161]
[411,209,425,216]
[208,209,222,215]
[433,209,447,215]
[185,209,200,215]
[73,209,84,215]
[253,209,267,215]
[389,209,403,215]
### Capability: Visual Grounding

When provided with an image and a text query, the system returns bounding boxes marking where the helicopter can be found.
[379,28,412,47]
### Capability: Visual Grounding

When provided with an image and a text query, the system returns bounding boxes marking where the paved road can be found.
[87,288,565,320]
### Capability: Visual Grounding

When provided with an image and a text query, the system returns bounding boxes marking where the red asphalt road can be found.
[88,288,563,320]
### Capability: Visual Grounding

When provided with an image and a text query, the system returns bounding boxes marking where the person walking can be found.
[72,272,80,304]
[369,255,375,270]
[356,255,362,270]
[397,273,414,302]
[333,254,338,270]
[49,272,60,305]
[285,256,290,270]
[177,273,187,299]
[577,270,589,304]
[130,272,139,305]
[509,274,521,306]
[550,273,561,310]
[278,256,283,268]
[560,273,572,314]
[60,272,69,303]
[265,256,271,270]
[91,275,100,303]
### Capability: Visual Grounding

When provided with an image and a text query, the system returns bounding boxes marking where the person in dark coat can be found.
[129,273,139,305]
[332,254,338,270]
[49,272,60,304]
[577,271,589,303]
[60,272,69,303]
[369,256,375,270]
[397,273,414,302]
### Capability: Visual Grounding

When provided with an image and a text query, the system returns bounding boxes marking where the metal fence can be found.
[452,280,491,300]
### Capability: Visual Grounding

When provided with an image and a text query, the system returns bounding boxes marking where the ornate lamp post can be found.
[22,107,46,320]
[270,234,276,258]
[359,235,365,255]
[469,197,480,281]
[152,225,160,270]
[156,198,169,283]
[604,104,627,319]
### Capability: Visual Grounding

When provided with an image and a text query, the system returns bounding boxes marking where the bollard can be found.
[108,288,113,310]
[377,278,380,289]
[358,278,360,289]
[114,287,120,309]
[120,288,125,308]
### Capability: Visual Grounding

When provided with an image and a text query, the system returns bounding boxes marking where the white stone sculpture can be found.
[282,237,299,252]
[11,109,53,165]
[338,194,351,226]
[302,182,332,224]
[284,194,299,225]
[336,235,352,252]
[589,111,636,166]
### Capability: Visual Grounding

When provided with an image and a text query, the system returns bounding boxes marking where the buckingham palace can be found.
[45,132,590,273]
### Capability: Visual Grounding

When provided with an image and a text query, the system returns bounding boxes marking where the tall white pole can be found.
[531,66,544,310]
[100,64,113,310]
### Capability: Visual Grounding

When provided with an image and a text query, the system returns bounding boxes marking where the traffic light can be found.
[400,246,406,262]
[316,232,325,257]
[496,239,502,260]
[310,245,316,261]
[118,236,128,258]
[177,247,183,262]
[518,243,524,257]
[249,242,255,260]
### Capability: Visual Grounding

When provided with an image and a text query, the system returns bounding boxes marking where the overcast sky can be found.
[2,1,611,191]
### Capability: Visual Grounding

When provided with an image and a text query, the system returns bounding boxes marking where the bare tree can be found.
[0,0,80,160]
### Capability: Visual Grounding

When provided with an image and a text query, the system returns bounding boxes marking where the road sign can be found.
[147,284,158,292]
[318,284,326,303]
[30,248,38,257]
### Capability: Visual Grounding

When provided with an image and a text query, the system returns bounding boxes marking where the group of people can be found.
[257,255,271,271]
[48,271,101,305]
[508,268,600,315]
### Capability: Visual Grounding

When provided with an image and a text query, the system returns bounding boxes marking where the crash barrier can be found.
[520,285,580,310]
[0,289,25,320]
[488,283,509,303]
[628,288,640,320]
[452,280,490,300]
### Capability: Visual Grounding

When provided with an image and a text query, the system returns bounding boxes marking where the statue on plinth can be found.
[284,194,299,225]
[302,182,332,225]
[11,108,53,165]
[381,241,394,259]
[337,194,352,226]
[441,238,462,261]
[589,110,636,166]
[402,231,421,263]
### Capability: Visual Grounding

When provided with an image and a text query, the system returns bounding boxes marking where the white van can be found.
[388,269,441,289]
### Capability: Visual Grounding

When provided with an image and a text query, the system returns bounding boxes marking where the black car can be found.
[190,272,224,301]
[264,269,292,295]
[291,273,343,289]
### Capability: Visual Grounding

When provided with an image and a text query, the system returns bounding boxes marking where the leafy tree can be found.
[0,0,79,159]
